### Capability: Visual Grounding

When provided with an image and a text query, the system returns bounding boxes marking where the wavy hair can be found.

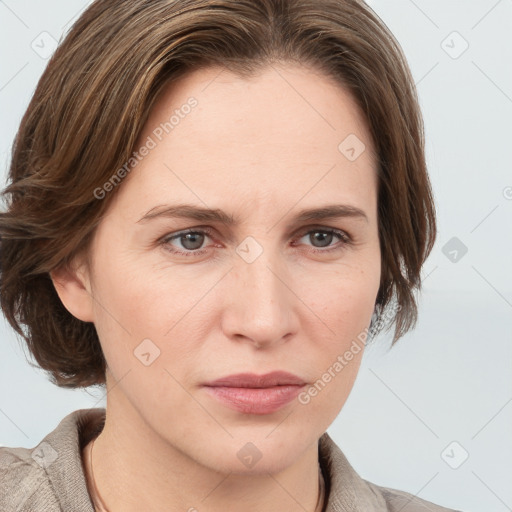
[0,0,436,388]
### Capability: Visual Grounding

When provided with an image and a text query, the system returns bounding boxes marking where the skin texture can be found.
[51,62,381,512]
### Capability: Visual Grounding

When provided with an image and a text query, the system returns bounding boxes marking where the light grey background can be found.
[1,1,511,511]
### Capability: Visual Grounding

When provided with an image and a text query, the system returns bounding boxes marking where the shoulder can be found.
[318,432,465,512]
[364,480,464,511]
[0,407,105,512]
[0,443,62,510]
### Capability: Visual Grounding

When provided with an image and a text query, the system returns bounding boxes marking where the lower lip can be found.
[203,385,305,415]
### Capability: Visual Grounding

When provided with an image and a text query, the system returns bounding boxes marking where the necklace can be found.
[87,438,110,512]
[86,438,325,512]
[316,460,326,512]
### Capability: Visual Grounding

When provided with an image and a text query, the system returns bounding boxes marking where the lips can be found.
[204,371,306,388]
[202,371,307,415]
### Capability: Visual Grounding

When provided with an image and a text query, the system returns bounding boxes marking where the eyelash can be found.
[159,226,352,257]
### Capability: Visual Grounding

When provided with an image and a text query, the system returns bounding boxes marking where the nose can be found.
[221,249,298,349]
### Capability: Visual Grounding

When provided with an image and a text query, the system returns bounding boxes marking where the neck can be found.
[87,388,324,512]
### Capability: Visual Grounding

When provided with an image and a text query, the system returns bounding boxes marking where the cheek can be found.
[314,280,376,378]
[305,256,381,337]
[296,262,380,419]
[87,252,162,370]
[296,346,364,436]
[89,253,212,385]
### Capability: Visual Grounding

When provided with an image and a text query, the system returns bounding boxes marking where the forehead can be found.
[114,63,378,219]
[149,62,375,158]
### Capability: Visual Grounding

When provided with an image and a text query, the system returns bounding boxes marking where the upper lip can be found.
[204,371,306,388]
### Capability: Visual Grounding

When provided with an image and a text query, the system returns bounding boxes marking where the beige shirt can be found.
[0,408,462,511]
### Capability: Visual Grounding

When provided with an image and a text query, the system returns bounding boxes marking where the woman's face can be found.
[74,63,381,474]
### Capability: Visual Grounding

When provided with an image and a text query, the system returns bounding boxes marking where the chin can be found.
[189,426,318,476]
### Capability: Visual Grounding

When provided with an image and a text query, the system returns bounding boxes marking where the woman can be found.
[0,0,463,510]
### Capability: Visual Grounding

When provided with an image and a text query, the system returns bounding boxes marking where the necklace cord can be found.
[89,438,110,512]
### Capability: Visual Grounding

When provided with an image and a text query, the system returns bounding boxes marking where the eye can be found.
[159,226,352,257]
[294,227,352,253]
[160,228,214,256]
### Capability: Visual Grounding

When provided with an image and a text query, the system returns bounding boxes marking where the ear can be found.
[50,255,94,323]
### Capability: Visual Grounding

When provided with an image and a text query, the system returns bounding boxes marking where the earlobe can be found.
[50,259,94,323]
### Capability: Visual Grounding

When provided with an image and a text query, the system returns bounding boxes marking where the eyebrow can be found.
[137,203,368,225]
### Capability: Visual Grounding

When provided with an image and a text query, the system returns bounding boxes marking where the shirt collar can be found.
[318,431,386,511]
[42,408,386,511]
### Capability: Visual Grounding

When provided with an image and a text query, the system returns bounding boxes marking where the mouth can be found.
[202,371,307,415]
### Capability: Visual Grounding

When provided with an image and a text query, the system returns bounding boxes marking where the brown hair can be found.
[0,0,436,388]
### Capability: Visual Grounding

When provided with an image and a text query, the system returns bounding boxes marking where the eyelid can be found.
[291,226,352,254]
[161,224,352,241]
[159,226,216,247]
[294,224,352,241]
